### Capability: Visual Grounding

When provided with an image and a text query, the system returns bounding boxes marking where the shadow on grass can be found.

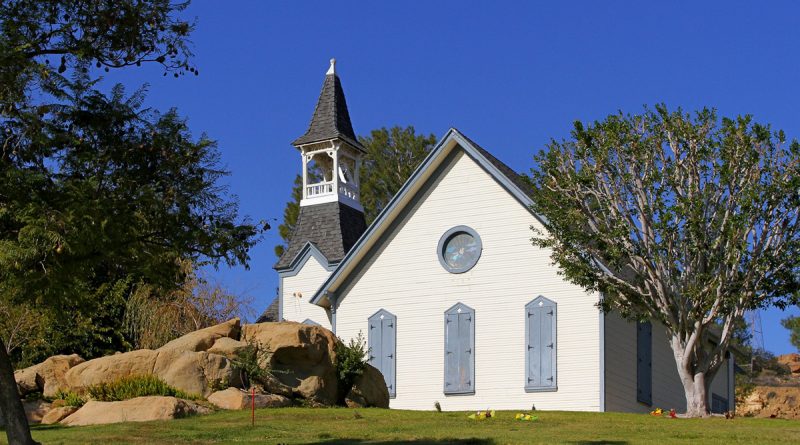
[567,442,628,445]
[309,439,494,445]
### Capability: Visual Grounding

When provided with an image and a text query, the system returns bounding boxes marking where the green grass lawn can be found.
[3,408,799,445]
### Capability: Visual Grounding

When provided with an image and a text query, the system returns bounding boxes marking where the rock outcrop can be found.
[14,354,85,398]
[9,318,389,429]
[739,385,800,419]
[64,319,242,397]
[345,364,390,408]
[207,337,249,358]
[22,400,51,424]
[777,353,800,375]
[207,387,291,410]
[59,396,210,426]
[158,318,241,354]
[41,406,79,425]
[242,322,340,406]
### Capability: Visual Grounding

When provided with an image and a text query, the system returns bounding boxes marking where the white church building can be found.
[270,60,735,413]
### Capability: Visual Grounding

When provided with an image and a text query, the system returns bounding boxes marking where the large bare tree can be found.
[530,106,800,417]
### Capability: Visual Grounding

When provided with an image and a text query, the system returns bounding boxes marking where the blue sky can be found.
[101,1,799,354]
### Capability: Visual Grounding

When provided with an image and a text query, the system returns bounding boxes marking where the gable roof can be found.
[256,298,279,323]
[292,67,365,151]
[309,128,542,307]
[274,201,366,270]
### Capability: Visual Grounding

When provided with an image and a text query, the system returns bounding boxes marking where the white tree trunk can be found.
[670,337,714,417]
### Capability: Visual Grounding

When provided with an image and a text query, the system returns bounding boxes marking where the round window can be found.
[437,226,482,273]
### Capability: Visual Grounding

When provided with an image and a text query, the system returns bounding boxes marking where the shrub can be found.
[86,375,199,401]
[230,339,276,389]
[53,390,86,407]
[751,349,791,376]
[335,331,369,399]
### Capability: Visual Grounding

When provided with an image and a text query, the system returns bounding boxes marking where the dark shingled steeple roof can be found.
[256,298,279,323]
[274,202,367,270]
[292,59,365,151]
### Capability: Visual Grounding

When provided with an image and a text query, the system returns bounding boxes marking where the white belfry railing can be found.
[306,181,334,197]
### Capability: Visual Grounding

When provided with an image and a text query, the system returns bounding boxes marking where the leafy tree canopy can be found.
[782,314,800,352]
[530,105,800,416]
[0,2,259,443]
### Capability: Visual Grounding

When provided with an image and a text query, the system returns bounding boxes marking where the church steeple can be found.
[275,59,367,271]
[292,58,365,211]
[292,59,364,152]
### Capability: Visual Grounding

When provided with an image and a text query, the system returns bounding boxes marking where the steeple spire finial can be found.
[292,58,364,152]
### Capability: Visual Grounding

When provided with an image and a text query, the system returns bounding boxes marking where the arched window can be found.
[444,302,475,394]
[525,296,557,391]
[368,309,396,397]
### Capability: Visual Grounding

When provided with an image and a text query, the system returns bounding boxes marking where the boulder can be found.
[64,348,237,398]
[23,400,51,424]
[152,349,239,397]
[207,387,291,410]
[64,349,159,390]
[738,386,800,419]
[14,354,84,397]
[260,373,294,398]
[208,337,249,358]
[158,318,241,353]
[41,406,79,425]
[345,364,390,408]
[242,322,340,406]
[60,396,210,426]
[14,367,39,396]
[777,353,800,374]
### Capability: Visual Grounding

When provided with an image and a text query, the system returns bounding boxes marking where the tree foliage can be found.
[275,126,436,255]
[530,105,800,416]
[0,2,259,443]
[0,0,195,106]
[782,314,800,352]
[124,260,253,350]
[358,126,437,223]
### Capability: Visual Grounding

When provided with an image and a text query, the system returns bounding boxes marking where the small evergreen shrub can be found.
[53,390,86,407]
[335,331,369,398]
[230,339,277,389]
[86,375,199,401]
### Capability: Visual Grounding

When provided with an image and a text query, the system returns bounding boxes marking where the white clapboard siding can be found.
[335,150,601,411]
[604,311,731,412]
[280,255,333,329]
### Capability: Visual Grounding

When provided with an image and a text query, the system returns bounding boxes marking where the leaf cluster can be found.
[334,331,369,397]
[1,73,259,310]
[529,105,800,377]
[0,0,196,106]
[230,339,275,389]
[781,315,800,351]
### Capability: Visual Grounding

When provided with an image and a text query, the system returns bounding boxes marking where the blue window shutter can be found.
[368,314,380,368]
[368,309,397,397]
[444,303,475,394]
[458,311,474,392]
[381,313,396,397]
[526,296,557,391]
[637,321,653,405]
[527,308,540,387]
[540,304,556,388]
[444,312,459,392]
